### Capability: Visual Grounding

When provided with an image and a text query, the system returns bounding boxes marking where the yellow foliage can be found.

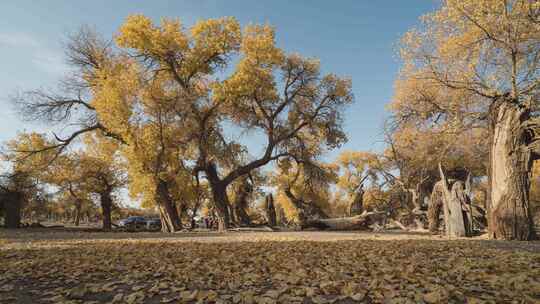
[270,161,337,223]
[212,24,284,122]
[116,15,189,56]
[399,0,540,100]
[3,132,57,177]
[335,150,381,195]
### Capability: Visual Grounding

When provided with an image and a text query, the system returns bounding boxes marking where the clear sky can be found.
[0,0,438,160]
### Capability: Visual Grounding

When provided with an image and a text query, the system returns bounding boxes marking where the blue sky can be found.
[0,0,438,160]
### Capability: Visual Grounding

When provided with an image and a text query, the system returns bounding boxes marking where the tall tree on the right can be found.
[395,0,540,240]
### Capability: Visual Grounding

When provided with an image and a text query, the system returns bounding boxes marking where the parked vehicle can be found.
[117,216,146,230]
[146,218,162,231]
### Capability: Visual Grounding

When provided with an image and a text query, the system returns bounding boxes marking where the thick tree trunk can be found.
[100,191,112,231]
[265,193,276,227]
[3,192,22,228]
[428,181,444,233]
[205,164,231,231]
[155,179,182,233]
[211,184,231,231]
[488,101,535,240]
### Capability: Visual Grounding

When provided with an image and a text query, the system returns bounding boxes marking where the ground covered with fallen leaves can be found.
[0,229,539,304]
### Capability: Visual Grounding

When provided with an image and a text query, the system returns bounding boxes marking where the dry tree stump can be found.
[437,163,473,237]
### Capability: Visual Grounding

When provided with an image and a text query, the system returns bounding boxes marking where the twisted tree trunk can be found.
[155,179,182,232]
[488,100,536,240]
[205,163,231,231]
[209,182,231,231]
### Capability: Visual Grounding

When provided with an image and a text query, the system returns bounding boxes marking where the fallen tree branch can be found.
[301,211,386,230]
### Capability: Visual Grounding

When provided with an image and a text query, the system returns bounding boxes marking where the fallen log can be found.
[230,226,275,232]
[301,211,386,230]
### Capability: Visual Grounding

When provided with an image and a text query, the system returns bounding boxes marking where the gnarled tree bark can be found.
[204,163,231,231]
[439,164,472,237]
[209,182,231,231]
[488,100,537,240]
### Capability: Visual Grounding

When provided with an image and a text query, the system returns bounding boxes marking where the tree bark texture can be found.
[488,100,536,240]
[155,179,182,232]
[428,181,444,233]
[205,163,231,231]
[439,165,472,237]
